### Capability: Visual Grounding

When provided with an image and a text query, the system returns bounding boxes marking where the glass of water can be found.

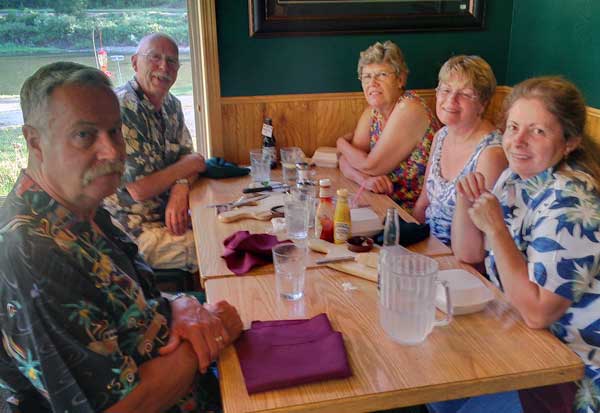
[280,147,303,185]
[249,148,271,184]
[272,243,307,300]
[284,188,311,240]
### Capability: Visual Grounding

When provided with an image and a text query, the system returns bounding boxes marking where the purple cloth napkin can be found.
[221,230,288,275]
[235,313,352,394]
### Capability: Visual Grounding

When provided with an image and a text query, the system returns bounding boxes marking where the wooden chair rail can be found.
[218,86,600,165]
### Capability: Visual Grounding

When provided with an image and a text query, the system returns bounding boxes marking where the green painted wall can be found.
[217,0,513,97]
[507,0,600,108]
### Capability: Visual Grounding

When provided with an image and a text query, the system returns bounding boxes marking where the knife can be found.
[242,184,289,194]
[205,194,269,209]
[315,253,379,268]
[315,256,355,265]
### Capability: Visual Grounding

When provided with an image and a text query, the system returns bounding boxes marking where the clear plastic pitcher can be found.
[379,248,452,345]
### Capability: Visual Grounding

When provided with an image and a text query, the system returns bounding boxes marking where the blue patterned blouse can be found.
[424,127,502,245]
[486,165,600,413]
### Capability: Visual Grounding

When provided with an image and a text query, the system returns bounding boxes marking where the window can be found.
[0,0,203,197]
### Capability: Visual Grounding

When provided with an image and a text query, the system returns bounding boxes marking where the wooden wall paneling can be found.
[313,94,366,149]
[221,101,264,164]
[266,100,315,157]
[220,86,599,165]
[586,106,600,143]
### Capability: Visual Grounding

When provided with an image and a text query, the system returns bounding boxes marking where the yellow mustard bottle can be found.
[333,188,351,244]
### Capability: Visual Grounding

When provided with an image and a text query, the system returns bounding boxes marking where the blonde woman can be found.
[413,55,507,245]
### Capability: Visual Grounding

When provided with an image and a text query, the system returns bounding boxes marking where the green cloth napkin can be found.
[200,157,250,179]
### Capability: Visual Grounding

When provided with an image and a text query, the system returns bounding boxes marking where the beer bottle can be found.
[261,117,277,169]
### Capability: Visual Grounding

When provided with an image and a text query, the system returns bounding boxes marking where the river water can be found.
[0,52,195,135]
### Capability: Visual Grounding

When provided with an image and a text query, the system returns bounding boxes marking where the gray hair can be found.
[357,41,409,80]
[20,61,113,128]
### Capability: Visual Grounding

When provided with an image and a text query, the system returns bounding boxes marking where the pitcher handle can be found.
[434,279,453,326]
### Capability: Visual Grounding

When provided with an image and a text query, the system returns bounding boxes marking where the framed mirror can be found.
[249,0,486,37]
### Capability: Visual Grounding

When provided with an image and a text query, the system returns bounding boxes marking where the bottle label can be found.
[334,223,350,243]
[261,124,273,138]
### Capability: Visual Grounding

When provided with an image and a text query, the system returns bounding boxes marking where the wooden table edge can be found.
[219,363,583,413]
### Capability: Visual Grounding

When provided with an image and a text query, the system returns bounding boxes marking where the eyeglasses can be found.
[140,51,180,69]
[359,71,396,84]
[435,86,479,102]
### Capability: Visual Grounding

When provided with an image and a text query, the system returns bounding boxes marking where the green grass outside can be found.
[0,43,64,55]
[0,126,26,196]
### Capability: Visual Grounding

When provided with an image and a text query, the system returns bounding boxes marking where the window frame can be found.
[187,0,223,158]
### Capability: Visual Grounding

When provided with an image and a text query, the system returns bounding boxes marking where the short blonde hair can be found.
[438,55,496,108]
[357,41,409,80]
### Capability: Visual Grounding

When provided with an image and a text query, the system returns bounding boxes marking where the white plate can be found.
[435,269,494,315]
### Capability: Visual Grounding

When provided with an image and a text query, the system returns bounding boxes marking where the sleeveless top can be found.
[424,127,502,245]
[369,90,440,212]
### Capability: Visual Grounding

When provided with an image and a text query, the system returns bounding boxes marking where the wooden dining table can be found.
[190,167,451,283]
[206,255,583,413]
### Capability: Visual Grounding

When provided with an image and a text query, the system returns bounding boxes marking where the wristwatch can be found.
[169,292,189,302]
[175,178,190,186]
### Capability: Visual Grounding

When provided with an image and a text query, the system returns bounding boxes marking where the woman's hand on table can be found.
[363,175,393,194]
[160,295,229,373]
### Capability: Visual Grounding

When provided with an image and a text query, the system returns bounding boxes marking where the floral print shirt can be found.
[103,78,193,239]
[0,172,218,413]
[369,90,440,212]
[425,127,502,245]
[486,165,600,413]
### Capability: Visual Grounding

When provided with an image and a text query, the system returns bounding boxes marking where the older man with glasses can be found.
[104,32,204,275]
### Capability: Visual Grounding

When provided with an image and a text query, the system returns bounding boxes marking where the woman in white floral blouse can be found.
[450,77,600,413]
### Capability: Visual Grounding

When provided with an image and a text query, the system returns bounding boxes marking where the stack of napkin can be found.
[311,147,338,168]
[235,313,352,394]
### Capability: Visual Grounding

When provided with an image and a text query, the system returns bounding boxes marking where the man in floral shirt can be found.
[104,33,205,273]
[0,62,241,412]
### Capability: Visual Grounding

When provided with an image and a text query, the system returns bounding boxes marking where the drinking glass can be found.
[280,147,303,185]
[249,148,271,184]
[284,188,311,240]
[272,243,307,300]
[379,249,452,345]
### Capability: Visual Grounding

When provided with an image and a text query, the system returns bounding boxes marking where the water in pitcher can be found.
[379,251,449,345]
[379,292,436,345]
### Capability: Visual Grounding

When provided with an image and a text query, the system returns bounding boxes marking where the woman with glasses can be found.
[412,55,507,245]
[336,41,440,211]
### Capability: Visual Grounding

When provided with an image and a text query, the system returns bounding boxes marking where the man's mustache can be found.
[82,161,125,186]
[152,71,173,82]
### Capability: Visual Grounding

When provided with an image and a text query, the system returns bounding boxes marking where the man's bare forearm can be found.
[127,154,205,201]
[105,341,198,413]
